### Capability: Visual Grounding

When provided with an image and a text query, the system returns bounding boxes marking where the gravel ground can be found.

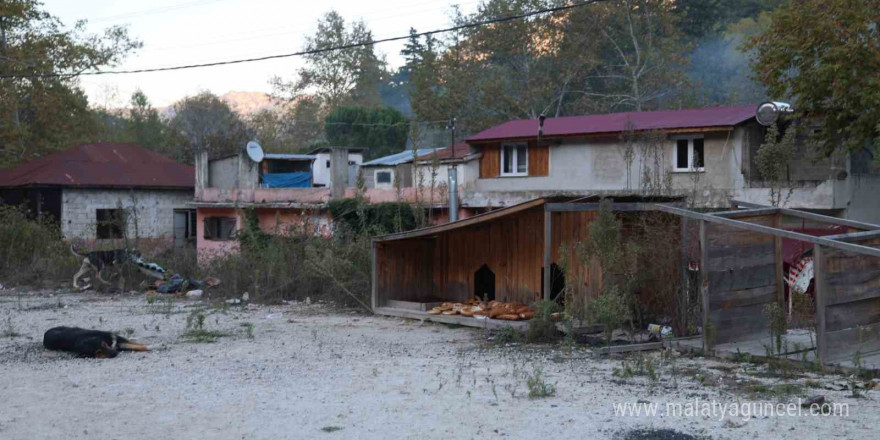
[0,288,877,440]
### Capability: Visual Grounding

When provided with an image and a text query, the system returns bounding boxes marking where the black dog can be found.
[70,244,140,290]
[43,326,148,358]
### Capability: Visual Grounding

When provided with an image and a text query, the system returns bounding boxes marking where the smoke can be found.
[686,35,767,106]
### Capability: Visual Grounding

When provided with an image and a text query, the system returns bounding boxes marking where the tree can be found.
[125,90,166,151]
[167,92,249,163]
[324,106,408,159]
[745,0,880,156]
[0,0,140,166]
[756,122,797,207]
[272,11,385,112]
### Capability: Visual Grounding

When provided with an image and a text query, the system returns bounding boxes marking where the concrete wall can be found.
[312,152,363,187]
[468,130,744,208]
[61,188,193,240]
[196,206,332,260]
[208,156,239,189]
[363,164,413,189]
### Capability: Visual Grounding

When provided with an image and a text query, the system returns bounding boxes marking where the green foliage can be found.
[328,197,417,235]
[272,11,384,110]
[745,0,880,156]
[0,1,141,166]
[324,106,408,159]
[526,367,556,399]
[763,302,787,354]
[755,122,797,207]
[167,91,249,163]
[579,200,637,343]
[526,300,562,343]
[493,327,523,345]
[236,208,270,254]
[0,205,78,285]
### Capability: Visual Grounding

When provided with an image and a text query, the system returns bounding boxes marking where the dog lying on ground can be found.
[70,244,140,290]
[43,326,148,358]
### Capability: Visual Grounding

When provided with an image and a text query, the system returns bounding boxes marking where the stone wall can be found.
[61,188,193,240]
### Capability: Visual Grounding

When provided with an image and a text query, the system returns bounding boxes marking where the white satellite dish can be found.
[246,140,264,163]
[756,101,794,126]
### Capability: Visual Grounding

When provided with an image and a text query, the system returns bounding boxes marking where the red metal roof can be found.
[416,142,473,162]
[0,143,194,189]
[466,105,758,143]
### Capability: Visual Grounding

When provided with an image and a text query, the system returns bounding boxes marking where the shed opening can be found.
[474,264,495,302]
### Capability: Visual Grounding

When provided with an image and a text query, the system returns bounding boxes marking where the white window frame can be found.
[500,142,529,177]
[374,169,394,188]
[672,135,705,172]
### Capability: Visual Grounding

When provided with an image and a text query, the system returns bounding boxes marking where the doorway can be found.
[474,264,495,302]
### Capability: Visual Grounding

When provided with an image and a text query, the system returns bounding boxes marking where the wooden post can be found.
[699,220,711,351]
[680,216,689,332]
[773,213,785,308]
[543,208,552,301]
[371,241,379,311]
[814,244,827,364]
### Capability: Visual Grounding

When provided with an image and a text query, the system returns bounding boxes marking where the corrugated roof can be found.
[466,105,758,143]
[361,149,438,166]
[264,154,316,161]
[416,142,473,162]
[0,143,194,189]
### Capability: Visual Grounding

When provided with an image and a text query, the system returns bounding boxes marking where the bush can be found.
[0,206,79,285]
[328,197,417,235]
[527,300,562,343]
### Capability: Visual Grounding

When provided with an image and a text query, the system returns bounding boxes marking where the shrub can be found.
[328,197,416,235]
[527,299,562,343]
[0,205,79,285]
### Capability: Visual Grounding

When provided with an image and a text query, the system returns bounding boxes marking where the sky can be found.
[41,0,481,108]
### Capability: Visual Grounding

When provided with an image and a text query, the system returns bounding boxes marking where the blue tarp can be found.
[262,172,312,188]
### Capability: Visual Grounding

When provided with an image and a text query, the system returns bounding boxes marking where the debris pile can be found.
[427,299,535,321]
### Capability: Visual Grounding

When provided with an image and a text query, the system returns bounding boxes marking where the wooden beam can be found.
[729,199,880,230]
[711,207,780,218]
[729,199,768,209]
[774,212,785,307]
[543,208,552,301]
[653,204,880,258]
[371,241,378,311]
[375,198,545,242]
[779,208,879,231]
[700,220,710,351]
[546,202,653,212]
[820,229,880,242]
[814,245,827,364]
[680,216,689,334]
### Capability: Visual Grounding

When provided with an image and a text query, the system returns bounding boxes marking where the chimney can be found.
[538,114,546,142]
[329,147,348,199]
[448,165,458,222]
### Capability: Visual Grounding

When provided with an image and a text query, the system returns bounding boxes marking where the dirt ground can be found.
[1,288,877,440]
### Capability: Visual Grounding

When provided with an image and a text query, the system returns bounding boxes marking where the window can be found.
[673,136,705,172]
[326,160,330,168]
[501,143,528,176]
[174,209,197,246]
[96,209,125,239]
[203,217,237,241]
[374,169,393,188]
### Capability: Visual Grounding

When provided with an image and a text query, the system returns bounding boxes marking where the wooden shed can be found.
[371,196,682,328]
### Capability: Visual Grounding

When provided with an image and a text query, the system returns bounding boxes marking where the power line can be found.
[1,0,608,79]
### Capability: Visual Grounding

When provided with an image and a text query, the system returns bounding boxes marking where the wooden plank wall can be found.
[478,142,549,178]
[432,207,545,304]
[703,214,778,346]
[550,211,602,313]
[479,143,500,178]
[816,236,880,362]
[528,141,550,177]
[375,239,435,305]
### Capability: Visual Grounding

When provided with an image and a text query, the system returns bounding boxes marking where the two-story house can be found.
[462,105,880,222]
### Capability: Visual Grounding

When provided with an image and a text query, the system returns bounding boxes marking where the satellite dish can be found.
[245,140,264,163]
[756,101,794,126]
